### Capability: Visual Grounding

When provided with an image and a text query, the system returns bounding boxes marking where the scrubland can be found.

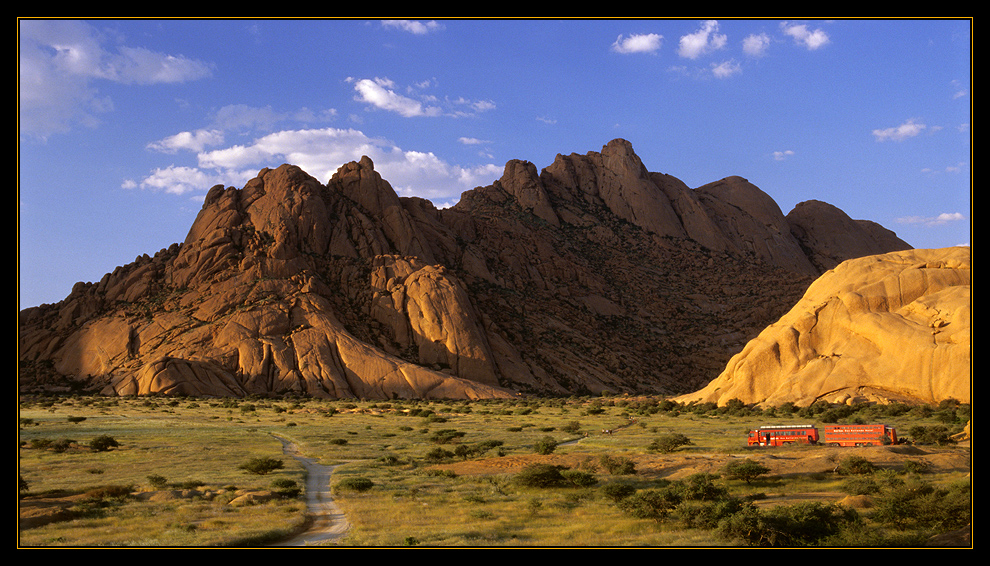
[18,395,970,547]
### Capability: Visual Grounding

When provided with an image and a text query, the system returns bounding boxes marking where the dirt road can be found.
[272,435,350,546]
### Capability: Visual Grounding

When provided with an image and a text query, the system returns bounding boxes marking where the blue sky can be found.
[19,18,971,310]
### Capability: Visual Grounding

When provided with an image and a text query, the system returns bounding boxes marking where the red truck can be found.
[747,424,819,447]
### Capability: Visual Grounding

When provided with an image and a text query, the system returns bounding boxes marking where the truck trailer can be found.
[821,424,897,446]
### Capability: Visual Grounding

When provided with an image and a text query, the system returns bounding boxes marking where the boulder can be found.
[677,247,970,407]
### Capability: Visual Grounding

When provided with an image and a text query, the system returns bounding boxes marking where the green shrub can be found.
[560,469,598,488]
[869,477,970,531]
[908,425,958,446]
[673,497,754,530]
[601,482,636,502]
[533,436,558,455]
[717,501,860,547]
[335,477,374,493]
[238,456,284,475]
[271,478,301,498]
[616,488,682,523]
[424,447,455,463]
[561,421,582,434]
[599,454,636,475]
[514,464,569,488]
[430,429,466,444]
[669,473,729,502]
[835,455,875,475]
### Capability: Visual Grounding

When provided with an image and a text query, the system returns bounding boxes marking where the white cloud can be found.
[18,19,212,139]
[896,212,966,226]
[773,150,795,161]
[349,77,495,119]
[872,119,926,142]
[742,33,771,57]
[711,60,741,78]
[147,129,225,153]
[134,165,221,195]
[611,33,663,54]
[141,127,501,204]
[381,20,443,35]
[352,77,441,118]
[781,22,830,50]
[677,20,727,59]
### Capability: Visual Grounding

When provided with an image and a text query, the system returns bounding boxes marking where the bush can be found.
[238,457,284,475]
[717,501,860,547]
[835,455,875,475]
[533,436,558,455]
[430,429,466,444]
[335,477,374,493]
[601,482,636,502]
[424,447,455,463]
[514,464,569,488]
[52,438,75,453]
[561,421,582,434]
[908,425,957,446]
[147,474,169,489]
[599,454,636,475]
[673,497,754,530]
[560,469,598,488]
[270,478,301,498]
[89,435,119,452]
[669,473,728,502]
[869,478,971,531]
[616,488,682,523]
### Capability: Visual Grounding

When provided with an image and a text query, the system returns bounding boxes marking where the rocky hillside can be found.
[18,139,914,401]
[676,246,971,407]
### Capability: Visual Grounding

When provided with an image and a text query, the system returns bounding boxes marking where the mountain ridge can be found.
[18,138,916,401]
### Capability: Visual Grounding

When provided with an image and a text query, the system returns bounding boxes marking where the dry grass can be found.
[19,395,970,547]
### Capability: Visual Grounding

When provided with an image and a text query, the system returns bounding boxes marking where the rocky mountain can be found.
[676,246,970,407]
[18,139,914,401]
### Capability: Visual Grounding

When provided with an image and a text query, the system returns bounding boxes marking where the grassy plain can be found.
[17,395,971,547]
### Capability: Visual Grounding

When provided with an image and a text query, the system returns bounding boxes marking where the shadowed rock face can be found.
[18,139,921,402]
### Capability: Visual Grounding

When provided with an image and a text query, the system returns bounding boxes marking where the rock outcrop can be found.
[18,139,923,401]
[676,247,971,407]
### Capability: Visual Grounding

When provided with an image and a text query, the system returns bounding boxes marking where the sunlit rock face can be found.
[677,247,970,407]
[18,139,922,402]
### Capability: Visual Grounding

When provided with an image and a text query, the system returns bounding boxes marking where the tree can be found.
[648,433,693,454]
[238,456,284,475]
[722,459,771,484]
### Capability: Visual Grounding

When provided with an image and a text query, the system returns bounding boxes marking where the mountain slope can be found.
[18,139,913,401]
